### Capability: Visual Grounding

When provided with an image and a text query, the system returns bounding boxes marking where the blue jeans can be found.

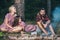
[31,25,41,35]
[31,25,52,36]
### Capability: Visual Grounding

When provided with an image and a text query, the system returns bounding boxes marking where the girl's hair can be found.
[9,5,15,12]
[12,16,20,27]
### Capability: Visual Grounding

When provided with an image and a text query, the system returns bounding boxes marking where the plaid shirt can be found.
[36,13,49,24]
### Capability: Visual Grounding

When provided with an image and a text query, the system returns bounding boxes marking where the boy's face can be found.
[40,10,45,16]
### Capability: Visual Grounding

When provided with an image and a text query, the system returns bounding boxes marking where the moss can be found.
[0,32,4,37]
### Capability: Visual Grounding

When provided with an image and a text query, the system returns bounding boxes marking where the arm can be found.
[4,18,13,28]
[37,21,48,35]
[45,15,50,26]
[46,20,50,25]
[43,15,50,28]
[43,20,50,28]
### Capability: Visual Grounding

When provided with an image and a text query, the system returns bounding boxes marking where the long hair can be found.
[12,16,20,27]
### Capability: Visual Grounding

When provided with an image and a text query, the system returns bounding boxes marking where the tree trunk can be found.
[47,0,51,19]
[14,0,25,21]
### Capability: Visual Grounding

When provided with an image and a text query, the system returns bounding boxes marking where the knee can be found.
[1,28,7,32]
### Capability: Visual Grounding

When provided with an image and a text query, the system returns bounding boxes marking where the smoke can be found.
[52,6,60,29]
[52,7,60,22]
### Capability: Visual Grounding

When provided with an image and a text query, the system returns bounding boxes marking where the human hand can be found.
[9,27,13,29]
[43,24,48,28]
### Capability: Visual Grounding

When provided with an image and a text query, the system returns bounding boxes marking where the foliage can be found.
[0,0,14,24]
[0,32,4,36]
[25,0,47,21]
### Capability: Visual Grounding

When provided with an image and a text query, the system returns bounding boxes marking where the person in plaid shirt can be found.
[36,8,55,36]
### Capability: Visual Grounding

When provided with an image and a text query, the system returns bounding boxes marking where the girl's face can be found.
[12,7,16,13]
[40,10,45,16]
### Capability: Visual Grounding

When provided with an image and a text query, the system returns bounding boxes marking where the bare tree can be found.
[47,0,51,18]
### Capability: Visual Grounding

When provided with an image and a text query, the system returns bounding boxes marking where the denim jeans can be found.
[31,25,52,36]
